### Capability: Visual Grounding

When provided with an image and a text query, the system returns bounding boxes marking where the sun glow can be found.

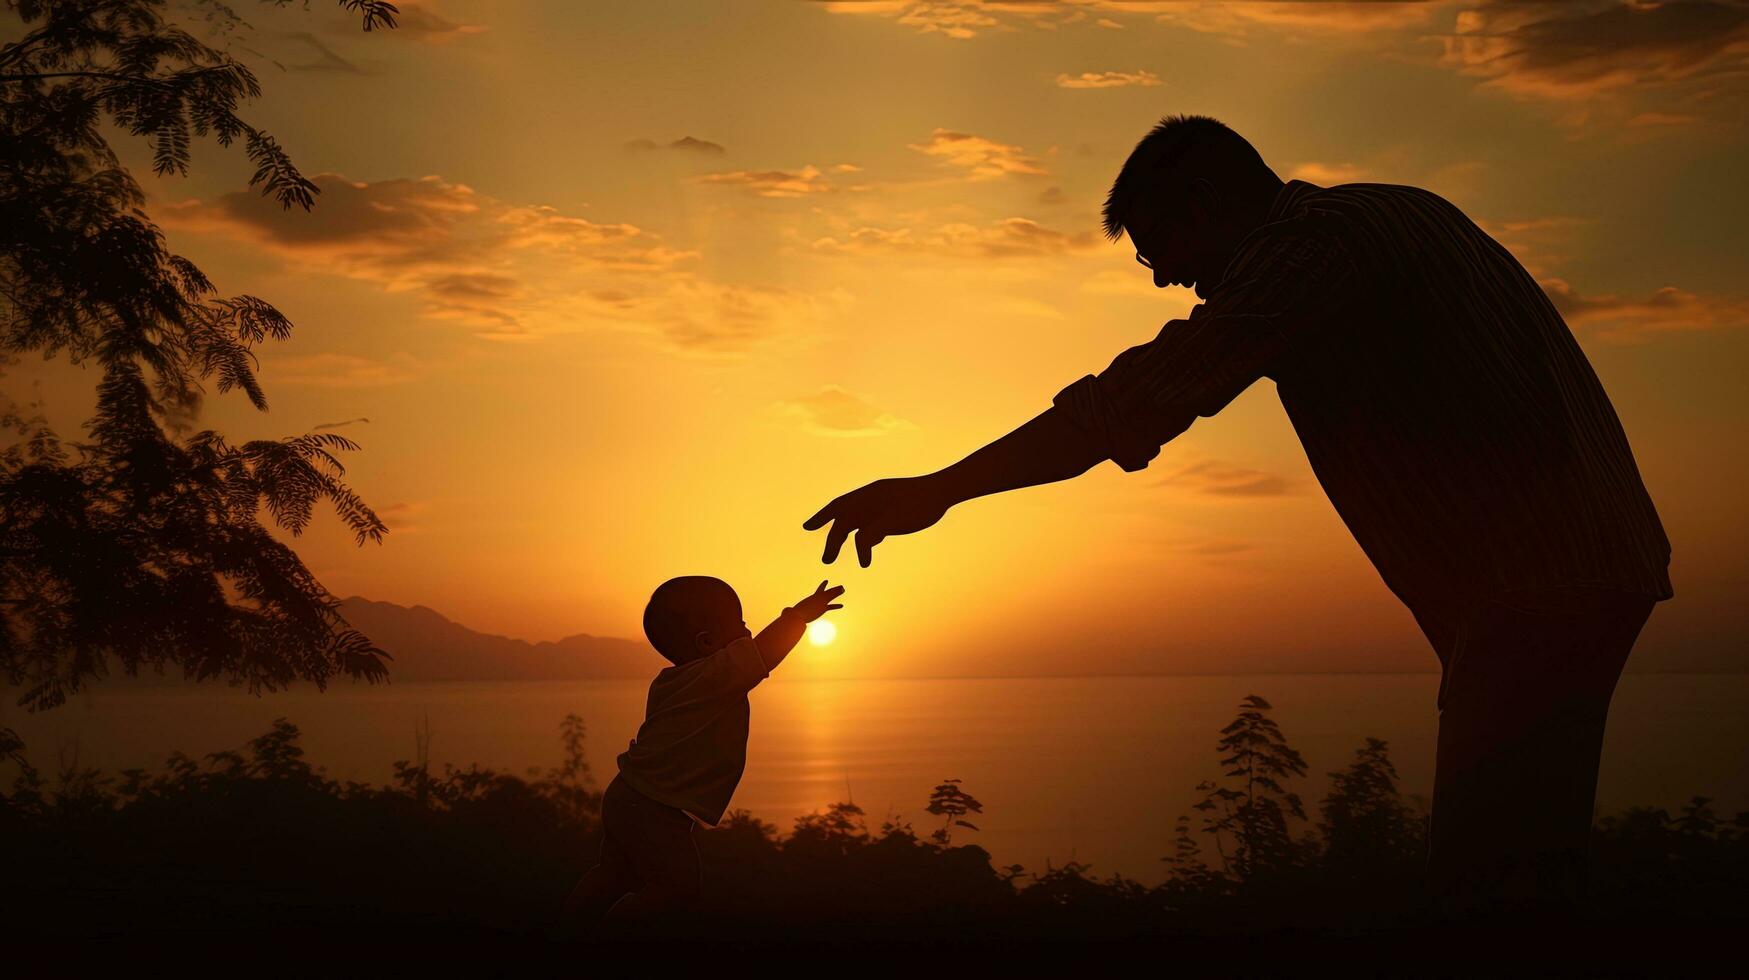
[807,619,837,646]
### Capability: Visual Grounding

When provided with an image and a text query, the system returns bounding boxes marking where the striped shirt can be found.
[1054,180,1672,627]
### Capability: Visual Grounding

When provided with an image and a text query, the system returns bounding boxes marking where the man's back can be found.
[1269,180,1671,616]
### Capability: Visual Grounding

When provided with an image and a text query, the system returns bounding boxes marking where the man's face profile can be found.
[1124,179,1219,299]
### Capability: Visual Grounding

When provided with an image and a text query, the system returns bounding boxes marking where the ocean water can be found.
[6,674,1746,884]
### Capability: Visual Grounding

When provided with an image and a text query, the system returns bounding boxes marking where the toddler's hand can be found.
[791,581,846,622]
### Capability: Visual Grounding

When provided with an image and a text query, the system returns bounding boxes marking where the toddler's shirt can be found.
[616,636,772,826]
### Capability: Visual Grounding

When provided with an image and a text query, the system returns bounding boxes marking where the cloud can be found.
[825,1,1431,39]
[625,136,728,154]
[1177,538,1254,557]
[697,166,835,197]
[1439,1,1749,102]
[816,0,1749,133]
[1541,278,1749,342]
[1286,161,1370,184]
[777,386,911,436]
[656,282,851,353]
[1476,215,1587,278]
[157,171,845,354]
[1153,0,1441,38]
[898,1,1003,38]
[375,499,431,535]
[1055,69,1163,89]
[1162,459,1299,498]
[421,272,525,329]
[813,0,1004,39]
[158,173,682,279]
[811,217,1098,258]
[384,2,487,44]
[261,353,425,388]
[908,128,1047,179]
[819,1,1441,40]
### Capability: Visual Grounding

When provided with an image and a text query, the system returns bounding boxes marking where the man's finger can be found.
[824,603,843,612]
[855,529,884,568]
[817,580,828,593]
[824,585,846,599]
[802,500,839,531]
[822,520,851,564]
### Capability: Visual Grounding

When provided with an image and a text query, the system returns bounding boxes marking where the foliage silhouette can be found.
[0,0,399,711]
[925,776,983,845]
[1186,694,1315,886]
[3,693,1742,950]
[1319,736,1426,879]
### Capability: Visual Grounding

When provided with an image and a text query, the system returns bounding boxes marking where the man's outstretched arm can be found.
[804,219,1353,567]
[802,407,1108,567]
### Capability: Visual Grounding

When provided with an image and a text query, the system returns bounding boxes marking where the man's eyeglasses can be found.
[1135,251,1153,270]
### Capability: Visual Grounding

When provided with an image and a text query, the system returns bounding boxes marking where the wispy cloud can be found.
[1438,1,1749,104]
[157,173,692,337]
[1153,0,1441,38]
[811,217,1097,258]
[697,165,837,197]
[908,128,1047,179]
[156,174,842,352]
[1286,161,1370,184]
[817,0,1002,39]
[816,1,1747,132]
[1542,278,1749,342]
[1477,215,1587,278]
[1056,69,1162,89]
[262,353,426,388]
[625,135,728,155]
[313,417,371,430]
[1162,459,1299,498]
[777,386,912,436]
[657,282,852,353]
[817,1,1440,40]
[380,1,487,44]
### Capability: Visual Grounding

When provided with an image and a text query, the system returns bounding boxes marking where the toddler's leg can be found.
[606,823,702,923]
[554,777,642,937]
[559,846,638,930]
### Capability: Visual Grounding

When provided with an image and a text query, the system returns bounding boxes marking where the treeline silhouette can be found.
[2,696,1743,950]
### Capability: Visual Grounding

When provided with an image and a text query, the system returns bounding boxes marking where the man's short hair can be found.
[1101,114,1272,241]
[643,576,740,665]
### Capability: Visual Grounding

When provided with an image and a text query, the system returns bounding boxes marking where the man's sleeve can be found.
[1054,220,1354,472]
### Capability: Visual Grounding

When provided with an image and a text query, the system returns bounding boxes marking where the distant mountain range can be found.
[336,597,658,681]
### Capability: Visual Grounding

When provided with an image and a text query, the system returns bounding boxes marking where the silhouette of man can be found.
[804,116,1671,912]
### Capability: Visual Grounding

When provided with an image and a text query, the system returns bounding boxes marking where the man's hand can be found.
[790,581,846,622]
[803,476,950,567]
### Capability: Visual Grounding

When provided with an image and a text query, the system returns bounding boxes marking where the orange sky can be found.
[13,1,1749,677]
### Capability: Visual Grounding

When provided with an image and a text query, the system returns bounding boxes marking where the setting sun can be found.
[808,620,837,647]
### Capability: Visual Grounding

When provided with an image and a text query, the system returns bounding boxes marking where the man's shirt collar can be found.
[1268,179,1323,225]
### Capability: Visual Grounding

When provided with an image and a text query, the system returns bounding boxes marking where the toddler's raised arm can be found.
[753,581,844,673]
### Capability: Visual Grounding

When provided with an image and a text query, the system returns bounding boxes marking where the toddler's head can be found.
[642,576,749,665]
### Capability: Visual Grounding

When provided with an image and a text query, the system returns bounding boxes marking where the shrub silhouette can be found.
[1,696,1743,947]
[1186,694,1314,886]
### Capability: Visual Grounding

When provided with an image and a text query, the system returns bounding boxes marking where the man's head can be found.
[1102,115,1283,299]
[643,576,749,665]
